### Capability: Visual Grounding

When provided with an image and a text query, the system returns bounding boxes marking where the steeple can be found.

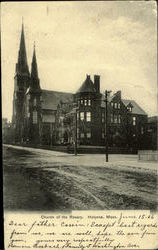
[16,21,30,76]
[30,43,40,91]
[31,42,39,79]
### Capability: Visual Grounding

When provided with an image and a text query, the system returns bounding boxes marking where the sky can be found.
[1,1,157,121]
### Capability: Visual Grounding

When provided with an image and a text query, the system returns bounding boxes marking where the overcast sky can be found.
[2,1,157,121]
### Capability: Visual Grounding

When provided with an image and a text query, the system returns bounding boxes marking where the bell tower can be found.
[12,22,30,143]
[27,43,42,144]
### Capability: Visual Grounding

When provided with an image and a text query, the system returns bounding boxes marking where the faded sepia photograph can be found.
[2,0,158,214]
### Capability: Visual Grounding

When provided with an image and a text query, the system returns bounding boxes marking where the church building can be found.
[12,24,148,150]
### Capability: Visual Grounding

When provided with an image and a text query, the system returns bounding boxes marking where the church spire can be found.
[16,21,30,76]
[30,43,40,91]
[31,42,39,79]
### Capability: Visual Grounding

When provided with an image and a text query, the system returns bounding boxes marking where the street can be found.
[3,145,158,211]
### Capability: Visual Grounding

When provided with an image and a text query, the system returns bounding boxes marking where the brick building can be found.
[12,24,148,150]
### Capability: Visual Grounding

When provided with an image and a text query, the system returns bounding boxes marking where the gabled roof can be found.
[122,99,147,115]
[76,75,96,93]
[41,90,73,110]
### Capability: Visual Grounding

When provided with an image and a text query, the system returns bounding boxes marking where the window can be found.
[111,114,113,123]
[80,112,84,120]
[87,132,91,138]
[77,128,80,139]
[40,96,42,101]
[33,98,37,106]
[114,114,117,123]
[118,103,120,109]
[111,102,113,107]
[88,99,91,106]
[80,133,84,138]
[118,115,121,124]
[102,128,105,139]
[77,112,79,120]
[133,116,136,126]
[102,111,105,123]
[85,99,88,106]
[127,106,132,112]
[80,99,84,105]
[141,127,144,134]
[33,111,37,124]
[86,112,91,122]
[114,103,117,109]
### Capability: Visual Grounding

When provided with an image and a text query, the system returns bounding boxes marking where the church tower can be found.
[12,22,30,143]
[26,44,42,144]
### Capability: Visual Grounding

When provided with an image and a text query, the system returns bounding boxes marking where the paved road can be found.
[3,145,158,211]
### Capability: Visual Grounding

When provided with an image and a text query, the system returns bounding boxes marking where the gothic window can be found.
[141,126,144,134]
[102,111,105,123]
[80,133,84,138]
[77,128,80,139]
[80,99,84,105]
[77,111,79,120]
[118,115,121,124]
[114,114,117,123]
[33,111,37,124]
[111,114,113,123]
[87,132,91,138]
[133,116,136,126]
[102,128,105,139]
[118,103,120,109]
[33,98,37,106]
[86,112,91,122]
[114,103,117,109]
[80,112,84,121]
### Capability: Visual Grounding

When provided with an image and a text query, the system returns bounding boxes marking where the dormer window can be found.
[88,99,91,106]
[80,98,84,105]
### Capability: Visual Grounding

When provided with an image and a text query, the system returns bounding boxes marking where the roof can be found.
[77,75,96,93]
[41,90,73,110]
[148,116,158,123]
[42,113,55,123]
[122,99,147,115]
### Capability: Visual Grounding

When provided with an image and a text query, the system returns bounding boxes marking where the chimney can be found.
[94,75,100,93]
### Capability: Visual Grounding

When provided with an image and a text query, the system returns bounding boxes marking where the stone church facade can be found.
[12,24,148,150]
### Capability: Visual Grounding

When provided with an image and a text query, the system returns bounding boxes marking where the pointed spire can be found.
[31,42,38,79]
[16,21,30,76]
[30,43,40,91]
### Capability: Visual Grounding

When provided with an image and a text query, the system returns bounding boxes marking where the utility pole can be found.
[73,103,78,156]
[74,109,77,156]
[105,90,111,162]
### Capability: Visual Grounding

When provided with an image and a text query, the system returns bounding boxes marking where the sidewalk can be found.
[3,144,158,172]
